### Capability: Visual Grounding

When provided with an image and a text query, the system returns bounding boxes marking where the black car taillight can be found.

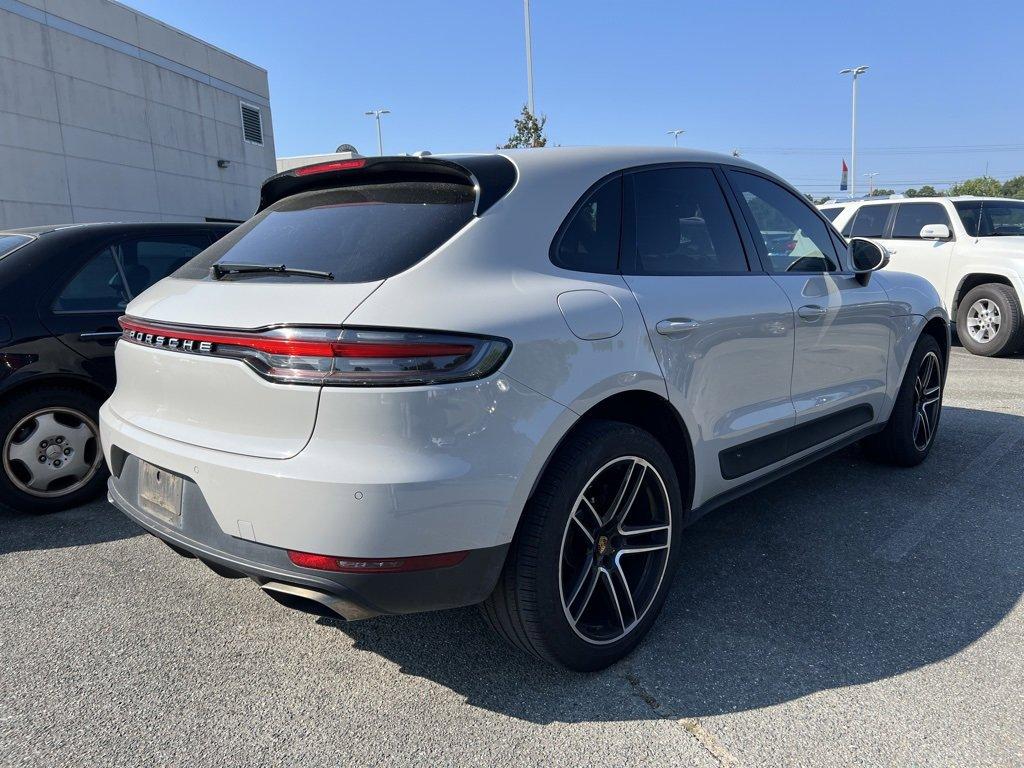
[118,318,510,387]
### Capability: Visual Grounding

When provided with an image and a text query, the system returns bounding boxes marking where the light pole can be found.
[364,109,390,156]
[667,129,685,147]
[839,65,868,197]
[864,172,879,196]
[523,0,535,115]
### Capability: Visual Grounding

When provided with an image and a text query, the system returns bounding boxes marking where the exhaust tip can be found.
[260,581,377,621]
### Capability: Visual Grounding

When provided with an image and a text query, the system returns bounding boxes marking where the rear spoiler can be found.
[257,155,517,216]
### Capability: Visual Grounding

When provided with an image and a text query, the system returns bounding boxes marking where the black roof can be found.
[0,222,236,238]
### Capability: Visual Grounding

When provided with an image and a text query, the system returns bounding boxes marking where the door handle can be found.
[656,318,702,336]
[78,331,123,340]
[797,305,827,321]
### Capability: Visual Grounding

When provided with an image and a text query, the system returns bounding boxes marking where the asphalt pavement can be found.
[1,346,1021,767]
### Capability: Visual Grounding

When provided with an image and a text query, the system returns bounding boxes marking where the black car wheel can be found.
[862,334,944,467]
[0,387,108,513]
[481,420,683,671]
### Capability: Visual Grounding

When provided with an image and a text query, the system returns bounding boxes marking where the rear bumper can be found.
[99,373,572,557]
[107,454,509,619]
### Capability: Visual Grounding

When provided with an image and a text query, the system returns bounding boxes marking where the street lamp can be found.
[839,65,869,197]
[864,171,879,196]
[667,129,685,147]
[523,0,536,115]
[364,109,391,156]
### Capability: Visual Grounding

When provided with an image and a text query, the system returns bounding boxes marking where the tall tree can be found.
[948,176,1004,197]
[1001,176,1024,199]
[500,106,548,149]
[905,185,940,198]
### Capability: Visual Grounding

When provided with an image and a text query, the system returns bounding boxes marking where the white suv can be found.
[832,197,1024,356]
[101,148,948,670]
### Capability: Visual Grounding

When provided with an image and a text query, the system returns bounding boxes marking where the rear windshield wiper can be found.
[211,262,334,280]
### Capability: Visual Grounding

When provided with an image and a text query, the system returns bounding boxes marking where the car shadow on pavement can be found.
[0,498,142,556]
[334,405,1024,723]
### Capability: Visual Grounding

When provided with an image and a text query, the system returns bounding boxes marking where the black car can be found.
[0,222,235,513]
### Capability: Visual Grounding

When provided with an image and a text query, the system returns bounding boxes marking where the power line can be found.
[739,143,1024,156]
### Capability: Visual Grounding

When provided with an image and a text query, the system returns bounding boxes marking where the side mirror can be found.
[919,223,951,240]
[850,237,889,285]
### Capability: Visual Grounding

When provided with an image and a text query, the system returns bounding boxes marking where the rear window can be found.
[847,204,894,238]
[0,234,32,260]
[819,206,844,222]
[175,182,475,283]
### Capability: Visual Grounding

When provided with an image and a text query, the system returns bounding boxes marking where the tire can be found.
[481,420,684,671]
[955,283,1024,357]
[0,386,108,513]
[862,334,944,467]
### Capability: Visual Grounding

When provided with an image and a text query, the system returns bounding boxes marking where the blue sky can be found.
[130,0,1023,196]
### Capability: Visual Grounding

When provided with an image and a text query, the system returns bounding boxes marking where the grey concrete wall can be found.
[0,0,277,228]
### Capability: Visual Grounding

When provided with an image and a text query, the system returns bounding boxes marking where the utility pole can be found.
[667,129,685,147]
[523,0,536,115]
[839,66,869,197]
[364,109,390,156]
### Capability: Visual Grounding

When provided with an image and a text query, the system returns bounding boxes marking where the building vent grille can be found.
[240,103,264,145]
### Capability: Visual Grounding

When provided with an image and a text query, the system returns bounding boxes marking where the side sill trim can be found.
[689,421,884,527]
[719,404,873,480]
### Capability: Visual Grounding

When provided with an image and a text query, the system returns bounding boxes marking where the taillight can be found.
[294,159,366,176]
[118,318,510,387]
[287,549,468,573]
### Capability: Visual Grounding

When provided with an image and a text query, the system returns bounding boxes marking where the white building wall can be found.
[0,0,277,227]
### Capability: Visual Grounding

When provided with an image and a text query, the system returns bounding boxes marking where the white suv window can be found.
[843,204,895,238]
[891,203,951,239]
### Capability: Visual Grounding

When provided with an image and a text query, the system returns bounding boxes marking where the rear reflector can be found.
[294,159,367,176]
[118,318,510,387]
[287,549,468,573]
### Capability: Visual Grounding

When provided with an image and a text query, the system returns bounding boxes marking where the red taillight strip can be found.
[294,159,367,176]
[287,549,468,573]
[118,319,473,359]
[329,342,473,358]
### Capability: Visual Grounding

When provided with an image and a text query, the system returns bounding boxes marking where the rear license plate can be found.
[138,461,183,526]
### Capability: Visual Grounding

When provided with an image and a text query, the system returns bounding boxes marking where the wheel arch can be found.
[952,273,1016,315]
[525,389,696,518]
[0,373,110,406]
[921,315,951,376]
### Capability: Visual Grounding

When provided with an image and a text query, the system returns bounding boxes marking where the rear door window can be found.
[891,203,952,239]
[819,207,844,222]
[176,182,476,283]
[848,204,894,238]
[53,246,129,313]
[625,167,748,274]
[121,234,210,295]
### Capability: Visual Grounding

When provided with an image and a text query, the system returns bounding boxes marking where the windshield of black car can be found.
[174,182,476,283]
[0,234,32,260]
[954,201,1024,237]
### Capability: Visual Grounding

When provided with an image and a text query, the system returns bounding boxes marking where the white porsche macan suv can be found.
[101,148,948,670]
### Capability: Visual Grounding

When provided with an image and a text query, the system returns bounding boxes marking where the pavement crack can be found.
[623,671,739,767]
